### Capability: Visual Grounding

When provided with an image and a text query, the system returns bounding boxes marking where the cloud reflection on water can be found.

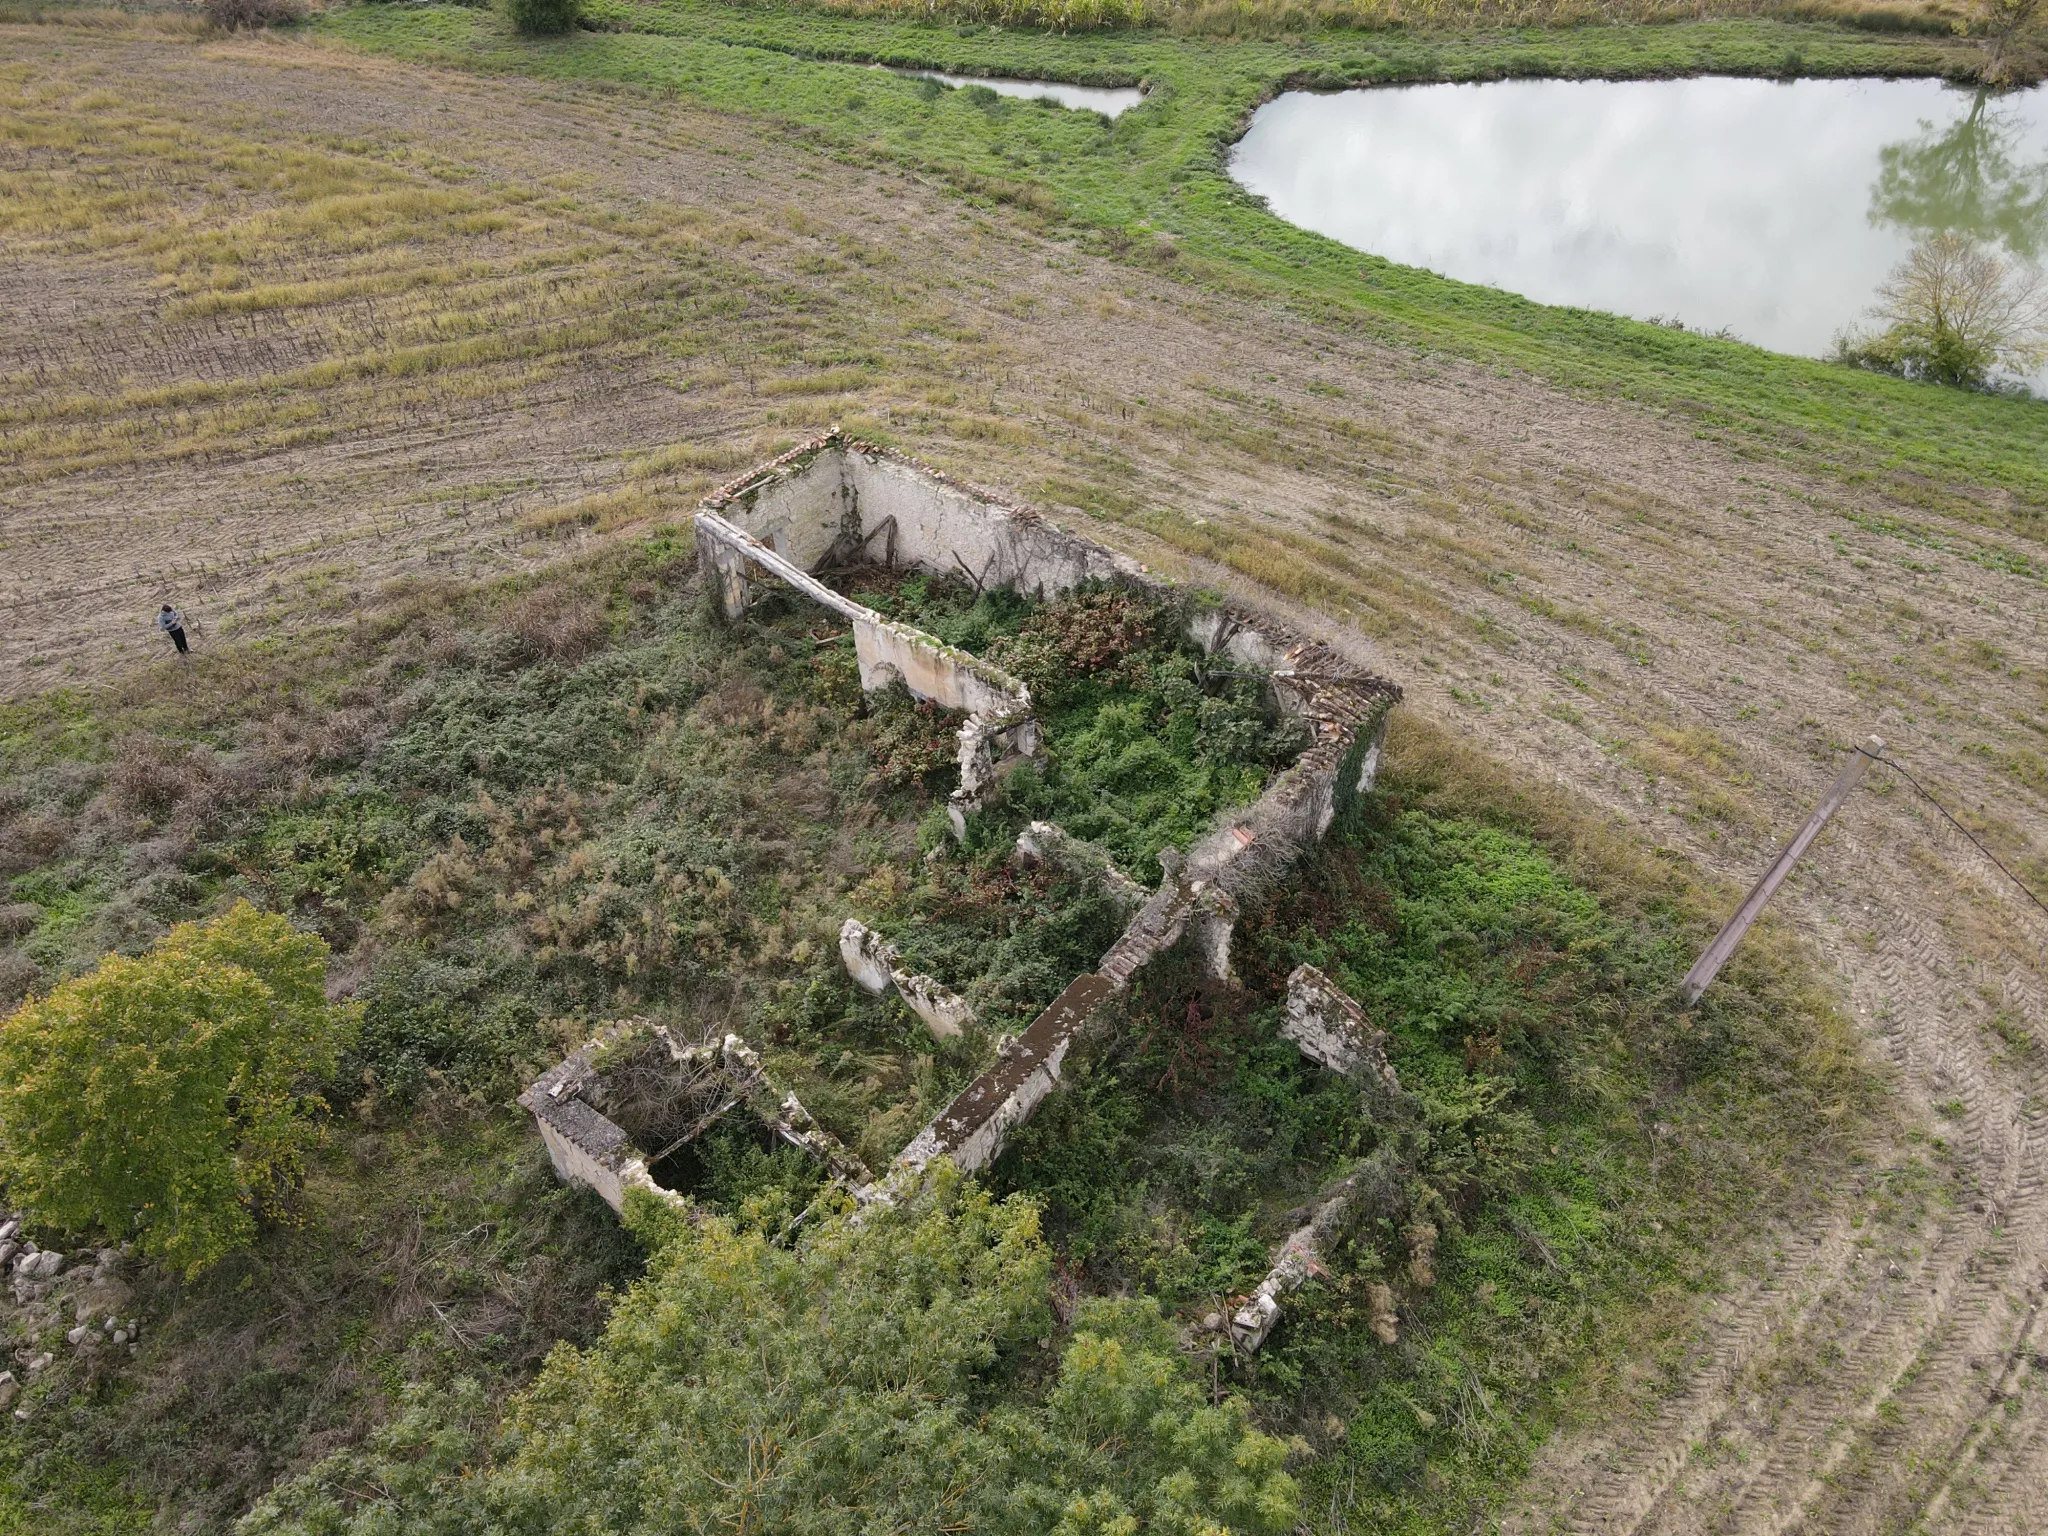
[1229,76,2048,384]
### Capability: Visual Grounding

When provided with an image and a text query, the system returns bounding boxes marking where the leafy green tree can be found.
[1837,231,2048,389]
[0,902,351,1274]
[504,0,580,37]
[1975,0,2044,83]
[999,1297,1300,1536]
[242,1175,1298,1536]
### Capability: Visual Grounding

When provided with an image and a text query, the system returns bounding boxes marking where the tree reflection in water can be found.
[1870,89,2048,262]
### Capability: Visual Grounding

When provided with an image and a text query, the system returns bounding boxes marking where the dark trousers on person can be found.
[168,626,188,655]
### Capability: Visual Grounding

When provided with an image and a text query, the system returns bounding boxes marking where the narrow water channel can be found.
[887,67,1144,117]
[1230,76,2048,390]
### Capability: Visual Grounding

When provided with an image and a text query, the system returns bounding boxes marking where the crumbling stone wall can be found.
[520,1034,689,1216]
[867,687,1390,1192]
[695,506,1039,823]
[1230,968,1413,1352]
[696,511,1027,715]
[887,972,1117,1186]
[705,437,1142,601]
[520,1022,871,1216]
[839,919,977,1040]
[1282,964,1399,1089]
[698,432,1396,850]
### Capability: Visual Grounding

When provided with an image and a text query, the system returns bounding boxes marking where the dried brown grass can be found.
[498,590,612,665]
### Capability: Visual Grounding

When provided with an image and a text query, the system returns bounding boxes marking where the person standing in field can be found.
[158,603,190,656]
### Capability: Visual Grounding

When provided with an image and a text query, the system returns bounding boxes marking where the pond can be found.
[1229,77,2048,390]
[887,67,1144,118]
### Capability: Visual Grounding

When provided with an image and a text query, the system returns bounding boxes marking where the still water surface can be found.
[889,68,1144,117]
[1230,77,2048,385]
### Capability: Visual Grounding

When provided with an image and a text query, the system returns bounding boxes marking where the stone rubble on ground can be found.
[0,1215,146,1423]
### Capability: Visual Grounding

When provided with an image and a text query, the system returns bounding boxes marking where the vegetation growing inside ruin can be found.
[996,780,1866,1530]
[833,571,1303,882]
[0,528,1867,1534]
[0,546,960,1527]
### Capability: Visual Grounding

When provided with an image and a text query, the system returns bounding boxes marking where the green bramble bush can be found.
[505,0,581,36]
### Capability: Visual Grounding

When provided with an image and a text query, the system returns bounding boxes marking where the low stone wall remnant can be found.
[1282,964,1400,1090]
[1013,821,1149,913]
[885,971,1117,1188]
[695,507,1038,829]
[1227,967,1414,1352]
[838,918,978,1040]
[520,1035,688,1218]
[520,1021,873,1215]
[1229,1171,1364,1351]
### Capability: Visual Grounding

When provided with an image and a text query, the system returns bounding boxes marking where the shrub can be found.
[246,1175,1298,1536]
[0,951,41,1010]
[498,589,610,664]
[202,0,304,29]
[0,808,71,875]
[0,902,353,1274]
[341,944,545,1106]
[505,0,581,35]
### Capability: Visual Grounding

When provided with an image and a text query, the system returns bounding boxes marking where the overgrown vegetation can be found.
[730,0,1975,41]
[246,1175,1300,1536]
[504,0,580,36]
[992,767,1867,1529]
[0,0,2023,1525]
[200,0,304,30]
[0,525,1870,1533]
[837,572,1301,881]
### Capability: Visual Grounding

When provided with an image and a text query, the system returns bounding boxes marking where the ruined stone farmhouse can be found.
[521,431,1405,1349]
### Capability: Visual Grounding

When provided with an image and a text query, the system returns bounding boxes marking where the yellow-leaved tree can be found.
[0,902,354,1275]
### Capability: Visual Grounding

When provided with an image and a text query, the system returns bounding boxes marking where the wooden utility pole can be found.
[1681,735,1885,1006]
